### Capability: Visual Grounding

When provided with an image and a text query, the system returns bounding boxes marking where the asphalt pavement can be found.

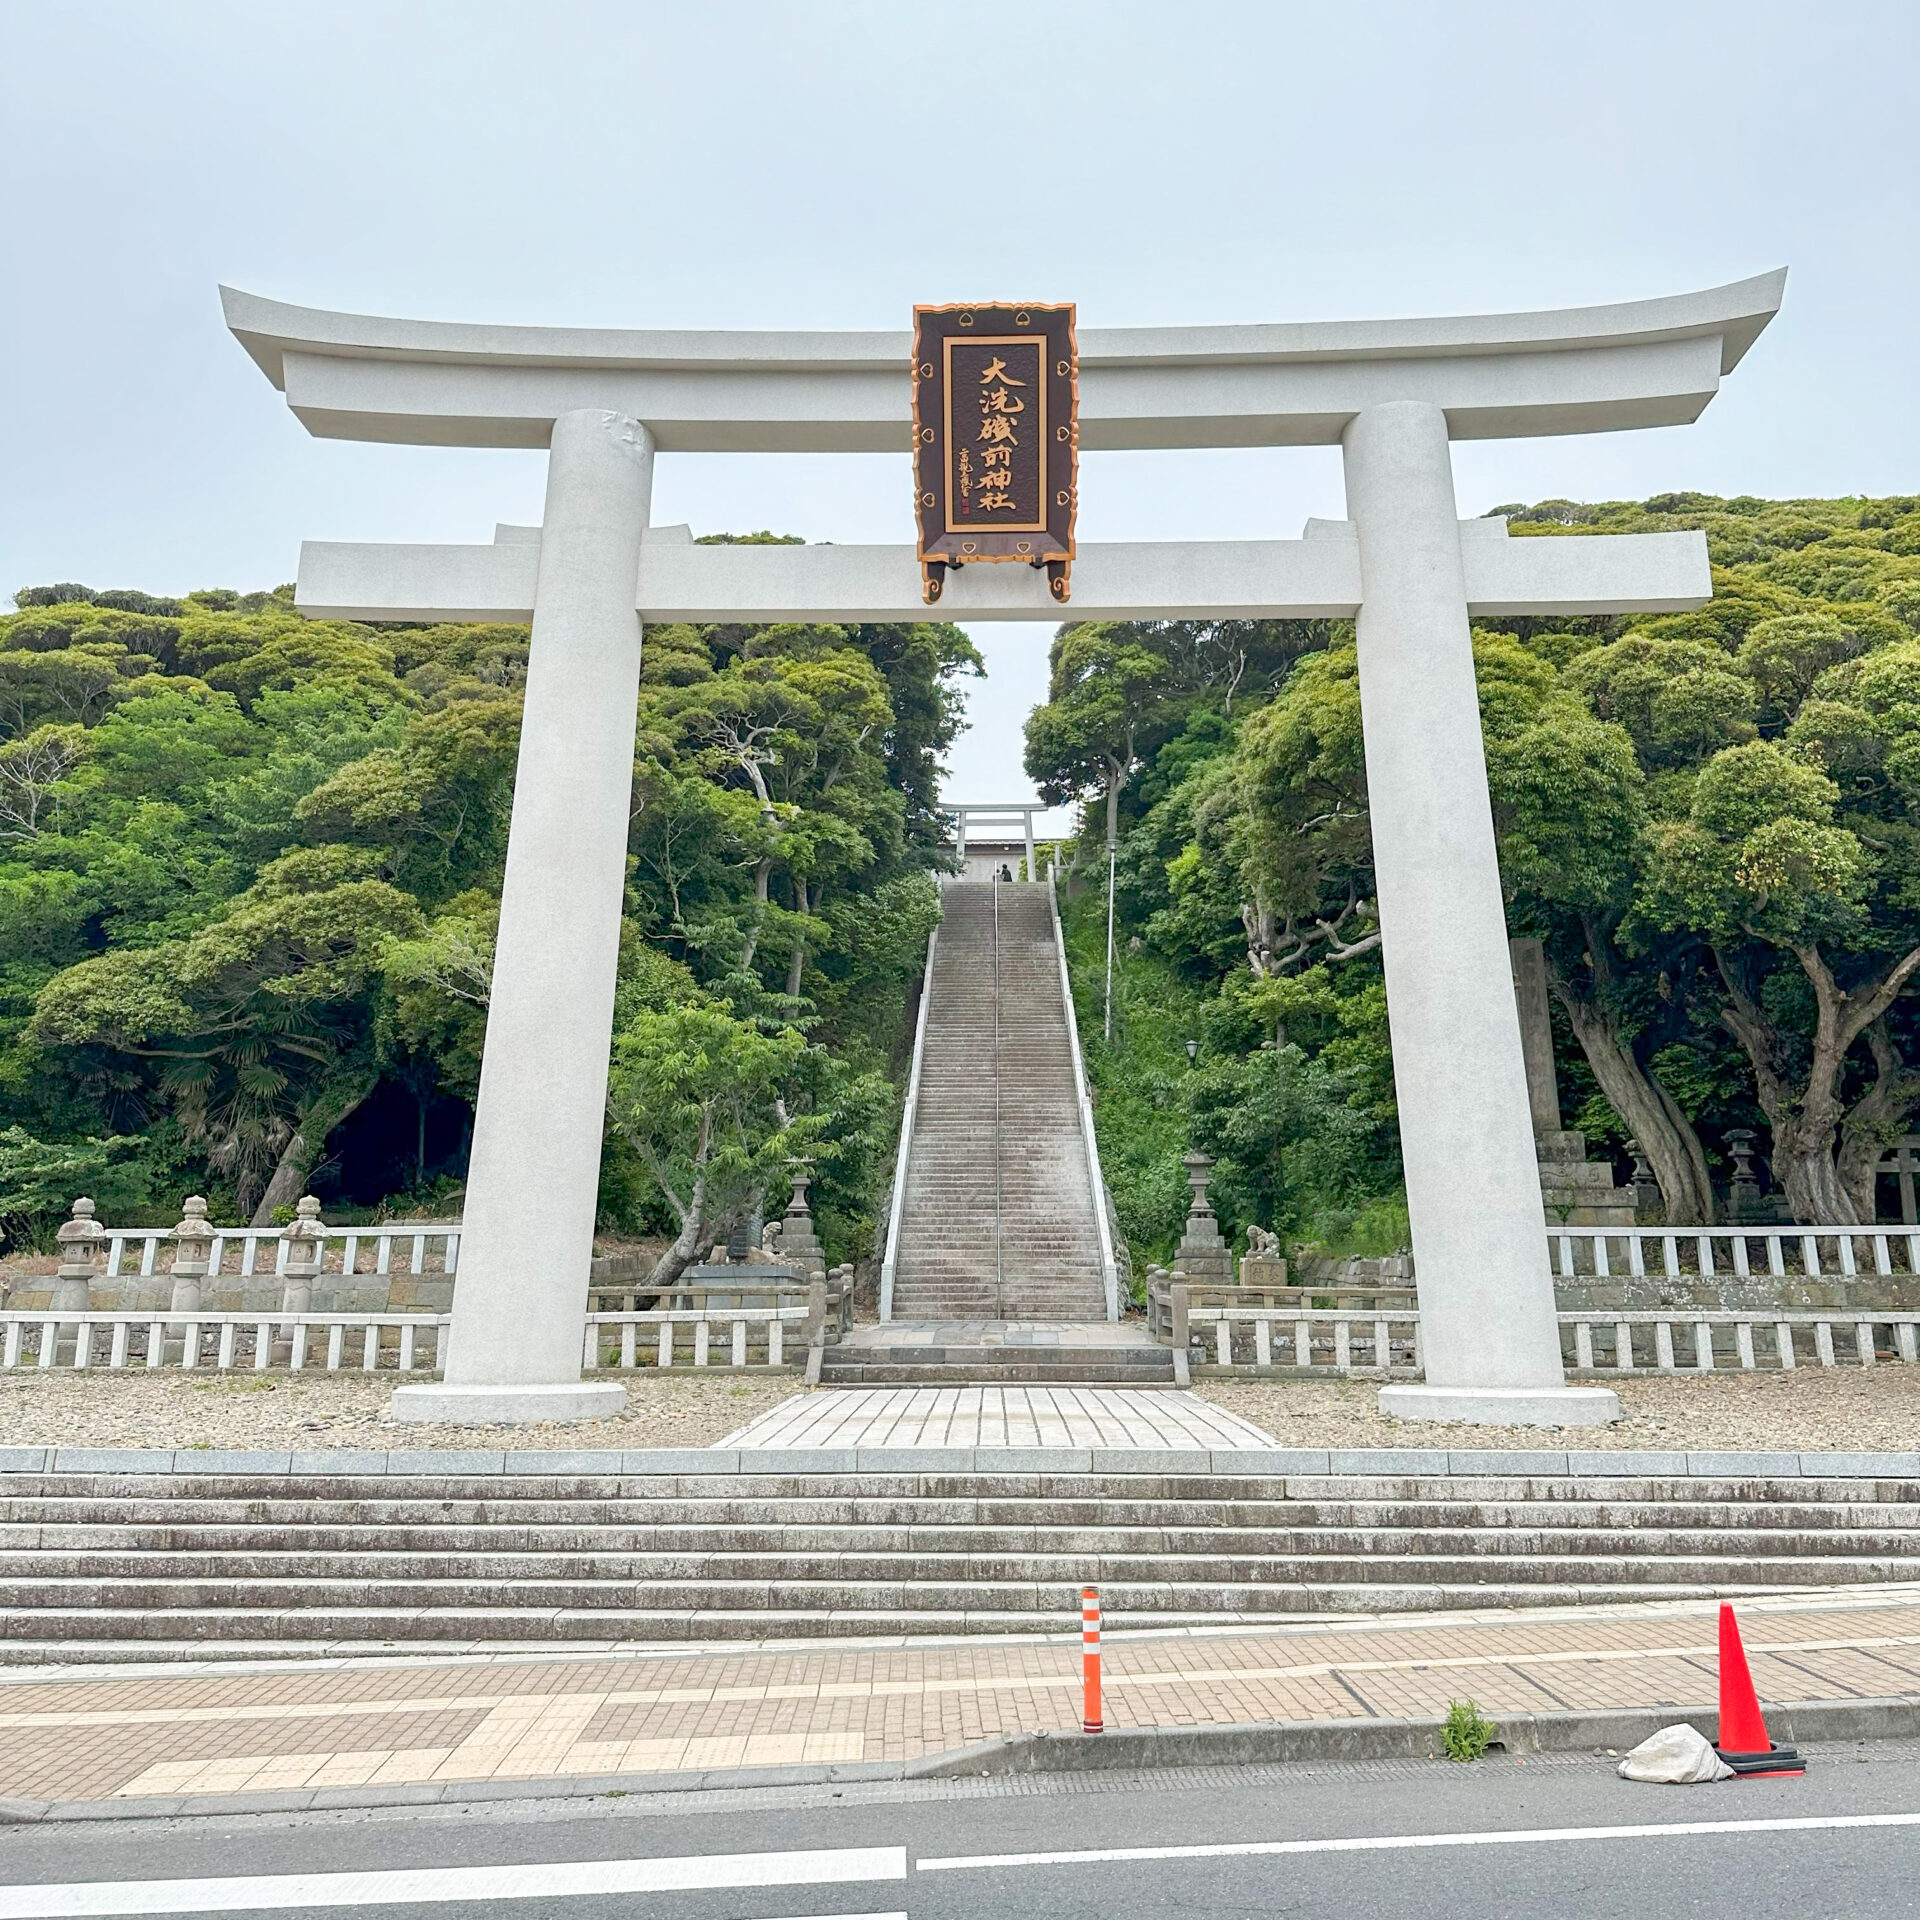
[3,1740,1918,1918]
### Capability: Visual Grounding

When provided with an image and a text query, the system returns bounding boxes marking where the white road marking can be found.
[916,1811,1920,1871]
[0,1845,906,1916]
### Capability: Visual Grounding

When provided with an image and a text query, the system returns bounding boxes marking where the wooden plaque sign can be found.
[912,302,1077,606]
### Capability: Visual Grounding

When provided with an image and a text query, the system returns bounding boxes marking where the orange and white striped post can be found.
[1081,1584,1103,1733]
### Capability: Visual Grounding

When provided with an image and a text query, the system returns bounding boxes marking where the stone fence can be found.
[0,1197,459,1317]
[1547,1225,1920,1312]
[1151,1222,1920,1324]
[1163,1282,1920,1381]
[0,1199,857,1379]
[0,1310,447,1375]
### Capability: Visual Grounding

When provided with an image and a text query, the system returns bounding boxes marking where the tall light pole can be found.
[1103,821,1117,1043]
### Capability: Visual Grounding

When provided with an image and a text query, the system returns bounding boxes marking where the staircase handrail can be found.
[1048,873,1121,1320]
[878,920,940,1320]
[992,874,1004,1317]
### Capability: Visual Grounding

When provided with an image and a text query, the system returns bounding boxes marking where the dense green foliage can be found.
[0,573,978,1261]
[1034,491,1920,1258]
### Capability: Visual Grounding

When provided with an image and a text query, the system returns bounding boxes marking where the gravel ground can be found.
[0,1370,799,1451]
[1197,1370,1920,1450]
[3,1365,1919,1452]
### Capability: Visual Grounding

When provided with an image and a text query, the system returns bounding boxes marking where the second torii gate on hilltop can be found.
[950,805,1043,879]
[223,270,1785,1428]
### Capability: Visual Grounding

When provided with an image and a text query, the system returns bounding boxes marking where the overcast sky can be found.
[3,0,1914,812]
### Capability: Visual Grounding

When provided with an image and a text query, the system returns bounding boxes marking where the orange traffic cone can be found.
[1713,1603,1803,1776]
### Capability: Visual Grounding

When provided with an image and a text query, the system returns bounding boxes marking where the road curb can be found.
[911,1694,1920,1777]
[5,1693,1919,1823]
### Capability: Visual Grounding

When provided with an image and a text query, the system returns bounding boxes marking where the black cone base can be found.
[1715,1744,1805,1776]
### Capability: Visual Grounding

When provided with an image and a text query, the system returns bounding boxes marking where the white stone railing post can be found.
[393,408,654,1424]
[1343,400,1617,1426]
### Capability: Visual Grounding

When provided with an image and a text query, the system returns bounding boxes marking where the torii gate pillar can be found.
[393,410,652,1423]
[1345,403,1613,1423]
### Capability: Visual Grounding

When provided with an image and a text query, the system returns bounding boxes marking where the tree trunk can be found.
[1713,941,1920,1227]
[1836,1019,1920,1220]
[784,880,812,1000]
[1769,1107,1859,1223]
[740,854,775,969]
[1241,896,1277,977]
[250,1074,375,1227]
[643,1169,709,1292]
[1547,963,1715,1224]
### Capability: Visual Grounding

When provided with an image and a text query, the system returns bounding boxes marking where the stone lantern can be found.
[52,1198,103,1312]
[1174,1151,1233,1288]
[777,1161,825,1271]
[1626,1138,1662,1220]
[280,1195,324,1314]
[1727,1130,1764,1223]
[168,1196,214,1314]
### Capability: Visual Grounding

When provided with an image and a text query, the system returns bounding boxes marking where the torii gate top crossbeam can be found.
[223,273,1783,453]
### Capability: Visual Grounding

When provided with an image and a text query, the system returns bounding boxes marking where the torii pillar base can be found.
[1379,1385,1621,1428]
[390,1382,628,1426]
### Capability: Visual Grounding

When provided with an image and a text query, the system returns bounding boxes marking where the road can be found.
[2,1742,1917,1918]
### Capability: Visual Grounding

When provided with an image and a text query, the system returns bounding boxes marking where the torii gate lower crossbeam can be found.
[225,274,1784,1427]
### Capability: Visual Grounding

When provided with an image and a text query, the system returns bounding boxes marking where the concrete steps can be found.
[1,1467,1917,1654]
[890,883,1107,1323]
[820,1347,1173,1384]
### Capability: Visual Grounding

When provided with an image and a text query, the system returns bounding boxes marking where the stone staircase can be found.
[887,882,1108,1325]
[3,1463,1918,1657]
[820,1322,1173,1385]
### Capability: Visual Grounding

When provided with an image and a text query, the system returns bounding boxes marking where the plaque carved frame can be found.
[912,301,1078,605]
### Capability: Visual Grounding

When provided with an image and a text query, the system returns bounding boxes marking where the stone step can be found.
[0,1556,1881,1614]
[8,1517,1910,1554]
[821,1356,1174,1384]
[0,1462,1912,1651]
[0,1581,1807,1652]
[6,1491,1911,1530]
[7,1532,1917,1578]
[893,881,1106,1325]
[7,1474,1912,1505]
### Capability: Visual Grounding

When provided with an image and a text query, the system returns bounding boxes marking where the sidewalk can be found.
[3,1587,1918,1806]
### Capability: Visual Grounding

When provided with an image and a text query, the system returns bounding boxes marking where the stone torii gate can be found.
[223,271,1784,1427]
[949,805,1042,879]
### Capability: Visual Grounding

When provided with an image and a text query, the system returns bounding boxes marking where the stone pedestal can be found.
[1538,1130,1637,1228]
[1510,939,1637,1240]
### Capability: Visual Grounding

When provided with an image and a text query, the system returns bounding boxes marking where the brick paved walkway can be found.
[2,1587,1918,1803]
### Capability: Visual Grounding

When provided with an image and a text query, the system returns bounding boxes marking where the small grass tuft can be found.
[1441,1698,1497,1762]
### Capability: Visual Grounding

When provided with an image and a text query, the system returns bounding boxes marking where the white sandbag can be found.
[1617,1723,1733,1784]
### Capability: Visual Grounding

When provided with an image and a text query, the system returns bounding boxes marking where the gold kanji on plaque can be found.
[911,303,1077,604]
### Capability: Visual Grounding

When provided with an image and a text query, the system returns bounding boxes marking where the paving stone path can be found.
[719,1386,1279,1451]
[2,1587,1916,1805]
